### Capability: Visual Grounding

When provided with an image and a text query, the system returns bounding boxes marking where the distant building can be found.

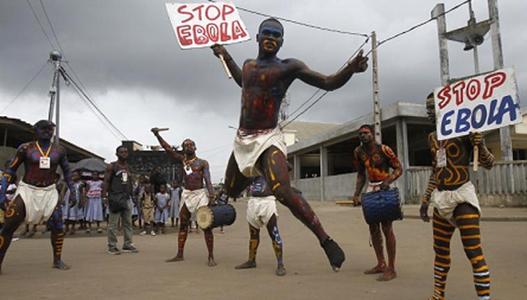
[286,102,527,206]
[0,116,104,178]
[121,140,183,183]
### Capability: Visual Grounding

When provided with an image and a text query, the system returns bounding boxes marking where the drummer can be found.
[151,128,216,266]
[351,124,402,281]
[235,175,285,276]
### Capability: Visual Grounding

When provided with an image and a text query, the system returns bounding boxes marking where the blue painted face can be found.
[35,125,55,141]
[257,20,283,55]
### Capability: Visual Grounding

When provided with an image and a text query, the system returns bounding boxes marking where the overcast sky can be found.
[0,0,525,182]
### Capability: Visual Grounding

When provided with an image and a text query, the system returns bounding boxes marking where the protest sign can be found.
[434,68,521,141]
[166,2,250,49]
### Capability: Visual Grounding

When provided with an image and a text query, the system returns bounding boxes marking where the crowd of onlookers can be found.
[0,165,202,237]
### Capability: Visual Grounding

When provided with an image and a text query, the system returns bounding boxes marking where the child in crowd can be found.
[154,184,170,234]
[85,172,104,234]
[140,184,155,236]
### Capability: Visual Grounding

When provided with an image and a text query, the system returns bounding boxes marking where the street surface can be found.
[1,201,525,299]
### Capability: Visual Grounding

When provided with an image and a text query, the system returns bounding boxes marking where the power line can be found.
[26,0,55,49]
[282,36,370,128]
[207,0,368,37]
[39,0,65,54]
[60,67,129,140]
[36,0,130,142]
[0,61,48,115]
[377,0,470,47]
[66,76,123,141]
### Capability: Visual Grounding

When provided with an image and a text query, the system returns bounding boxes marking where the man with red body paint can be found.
[0,120,76,273]
[351,124,402,281]
[211,18,368,271]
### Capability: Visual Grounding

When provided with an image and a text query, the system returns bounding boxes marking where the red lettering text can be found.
[437,85,451,109]
[466,79,481,101]
[483,71,506,99]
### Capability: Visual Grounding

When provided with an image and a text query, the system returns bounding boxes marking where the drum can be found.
[197,204,236,230]
[361,187,403,225]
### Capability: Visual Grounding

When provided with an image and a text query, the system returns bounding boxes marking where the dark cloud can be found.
[0,0,525,181]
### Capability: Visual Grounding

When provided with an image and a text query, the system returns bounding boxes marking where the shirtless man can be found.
[420,94,494,300]
[211,18,368,271]
[351,124,402,281]
[151,128,216,266]
[0,120,75,273]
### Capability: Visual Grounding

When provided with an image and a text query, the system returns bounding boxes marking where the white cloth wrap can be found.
[15,181,58,224]
[246,195,278,228]
[431,182,481,223]
[233,127,287,177]
[365,181,393,193]
[181,188,209,215]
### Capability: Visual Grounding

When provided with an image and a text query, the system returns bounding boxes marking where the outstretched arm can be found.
[211,44,242,87]
[295,50,368,91]
[151,128,184,161]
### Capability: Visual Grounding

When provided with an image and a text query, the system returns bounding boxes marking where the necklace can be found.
[36,141,52,158]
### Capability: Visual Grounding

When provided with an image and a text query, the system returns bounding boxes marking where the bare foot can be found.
[275,264,286,276]
[364,264,386,274]
[235,260,256,269]
[52,260,71,270]
[166,255,184,262]
[377,269,397,281]
[208,257,217,267]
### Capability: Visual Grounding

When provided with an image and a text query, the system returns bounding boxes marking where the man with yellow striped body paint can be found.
[420,93,495,300]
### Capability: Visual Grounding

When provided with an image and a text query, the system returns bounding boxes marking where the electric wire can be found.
[0,61,48,114]
[60,67,129,140]
[206,0,368,37]
[26,0,55,49]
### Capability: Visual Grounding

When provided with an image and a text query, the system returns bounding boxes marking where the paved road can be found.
[1,202,525,299]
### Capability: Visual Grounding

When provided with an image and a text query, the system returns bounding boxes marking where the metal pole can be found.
[371,31,382,144]
[55,66,60,142]
[468,1,481,74]
[432,4,450,85]
[48,66,58,121]
[488,0,512,162]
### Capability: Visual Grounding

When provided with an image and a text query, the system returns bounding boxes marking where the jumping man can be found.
[211,18,368,271]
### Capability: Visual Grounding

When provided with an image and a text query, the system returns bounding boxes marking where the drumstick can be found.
[218,54,233,79]
[157,128,169,132]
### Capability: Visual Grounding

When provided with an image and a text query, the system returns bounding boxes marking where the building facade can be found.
[287,102,527,206]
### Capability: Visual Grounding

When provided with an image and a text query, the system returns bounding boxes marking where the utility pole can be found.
[48,50,62,142]
[371,31,382,144]
[488,0,512,161]
[432,0,512,161]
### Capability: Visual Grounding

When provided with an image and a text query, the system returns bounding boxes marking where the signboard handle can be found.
[473,145,479,171]
[218,54,233,79]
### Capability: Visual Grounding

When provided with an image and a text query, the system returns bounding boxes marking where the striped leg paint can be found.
[455,213,490,300]
[431,211,455,300]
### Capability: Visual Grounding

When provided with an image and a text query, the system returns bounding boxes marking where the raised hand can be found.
[348,50,368,73]
[211,44,227,58]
